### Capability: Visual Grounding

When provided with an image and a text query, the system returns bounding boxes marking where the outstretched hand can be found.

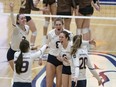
[89,39,96,47]
[9,2,14,11]
[31,45,40,50]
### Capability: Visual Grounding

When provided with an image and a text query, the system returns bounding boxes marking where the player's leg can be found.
[46,62,56,87]
[49,3,57,29]
[43,17,50,45]
[62,74,71,87]
[82,18,91,41]
[64,18,71,30]
[26,17,37,46]
[76,12,84,35]
[42,4,50,45]
[74,7,80,35]
[9,60,14,70]
[62,65,71,87]
[56,65,62,87]
[46,54,58,87]
[7,48,16,70]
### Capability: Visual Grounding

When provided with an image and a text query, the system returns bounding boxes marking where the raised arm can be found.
[9,3,15,25]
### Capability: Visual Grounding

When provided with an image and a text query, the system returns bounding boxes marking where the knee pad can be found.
[44,21,49,28]
[32,31,37,36]
[76,29,82,35]
[82,28,90,34]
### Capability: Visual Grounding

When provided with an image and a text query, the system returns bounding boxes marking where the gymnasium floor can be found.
[0,0,116,87]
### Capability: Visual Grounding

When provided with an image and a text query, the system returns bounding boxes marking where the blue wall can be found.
[100,0,116,2]
[100,0,116,5]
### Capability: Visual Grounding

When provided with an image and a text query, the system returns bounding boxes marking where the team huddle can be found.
[7,0,102,87]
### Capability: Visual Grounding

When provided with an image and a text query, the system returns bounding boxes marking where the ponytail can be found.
[15,37,29,74]
[15,51,23,74]
[71,35,82,55]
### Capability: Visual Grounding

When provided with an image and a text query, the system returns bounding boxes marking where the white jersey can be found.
[60,41,72,66]
[13,45,47,82]
[11,24,29,51]
[47,29,73,56]
[72,48,94,80]
[10,12,29,51]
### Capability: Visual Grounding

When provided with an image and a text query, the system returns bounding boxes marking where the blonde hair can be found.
[71,35,82,55]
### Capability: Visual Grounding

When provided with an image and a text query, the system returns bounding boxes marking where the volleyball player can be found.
[71,35,102,87]
[58,31,73,87]
[58,31,95,87]
[42,0,57,45]
[7,3,29,70]
[46,18,73,87]
[12,37,48,87]
[19,0,47,47]
[75,0,100,42]
[57,0,76,30]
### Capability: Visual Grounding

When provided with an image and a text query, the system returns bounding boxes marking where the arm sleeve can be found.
[73,53,79,78]
[10,12,15,26]
[31,44,47,59]
[87,56,101,81]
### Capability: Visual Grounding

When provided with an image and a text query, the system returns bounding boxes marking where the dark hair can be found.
[16,14,25,25]
[71,35,82,55]
[61,31,70,41]
[16,14,20,24]
[15,38,29,74]
[54,17,64,25]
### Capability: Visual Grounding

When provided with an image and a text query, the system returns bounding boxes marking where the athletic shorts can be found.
[13,82,31,87]
[26,16,31,22]
[57,12,72,16]
[7,47,16,61]
[79,5,94,16]
[47,54,62,67]
[43,0,56,5]
[71,80,87,87]
[62,65,71,75]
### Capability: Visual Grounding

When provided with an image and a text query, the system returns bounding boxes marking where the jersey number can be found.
[56,41,60,48]
[21,61,29,73]
[21,0,26,8]
[79,57,87,69]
